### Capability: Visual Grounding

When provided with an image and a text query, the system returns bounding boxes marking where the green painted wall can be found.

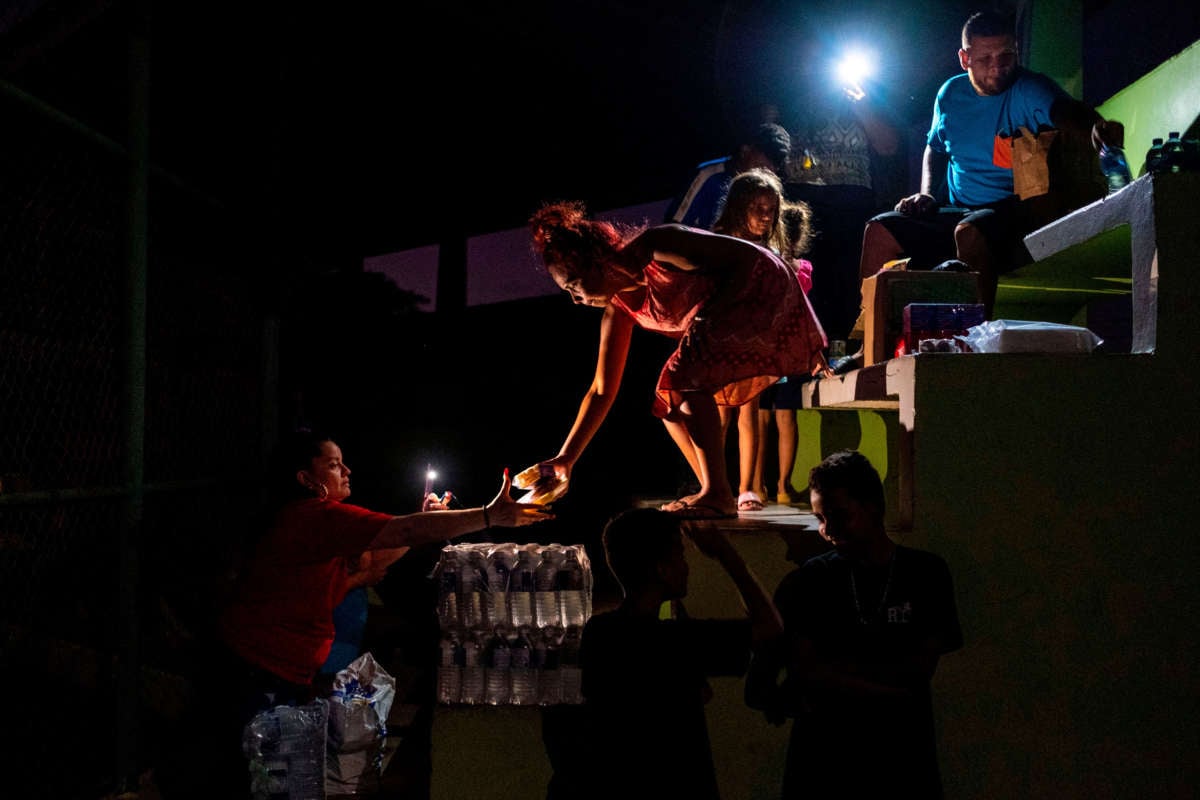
[1096,39,1200,174]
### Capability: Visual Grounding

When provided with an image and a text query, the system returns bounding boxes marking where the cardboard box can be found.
[860,269,981,365]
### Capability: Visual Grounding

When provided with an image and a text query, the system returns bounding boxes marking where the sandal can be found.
[736,491,765,512]
[776,488,811,506]
[661,495,699,512]
[668,502,737,520]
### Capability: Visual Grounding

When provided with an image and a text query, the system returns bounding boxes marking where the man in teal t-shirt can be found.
[857,9,1124,317]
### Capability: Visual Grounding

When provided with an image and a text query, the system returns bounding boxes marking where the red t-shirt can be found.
[219,498,393,685]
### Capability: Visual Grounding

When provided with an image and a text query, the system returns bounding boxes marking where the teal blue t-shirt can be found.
[926,68,1067,207]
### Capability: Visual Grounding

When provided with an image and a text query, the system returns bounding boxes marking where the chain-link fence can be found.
[1,75,272,796]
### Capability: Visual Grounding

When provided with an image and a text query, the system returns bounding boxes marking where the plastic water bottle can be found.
[242,701,328,800]
[557,546,588,628]
[559,625,584,704]
[535,625,563,706]
[1164,131,1185,173]
[1145,137,1165,175]
[508,626,537,705]
[436,630,462,705]
[535,546,562,628]
[243,710,288,800]
[435,548,460,629]
[1099,143,1132,193]
[485,544,514,628]
[459,630,485,705]
[484,626,511,705]
[459,547,486,629]
[509,548,537,628]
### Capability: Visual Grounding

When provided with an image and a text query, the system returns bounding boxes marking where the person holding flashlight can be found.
[858,9,1124,318]
[782,61,905,343]
[159,429,552,799]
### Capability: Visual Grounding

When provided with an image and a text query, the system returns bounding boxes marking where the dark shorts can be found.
[759,375,809,410]
[870,196,1038,271]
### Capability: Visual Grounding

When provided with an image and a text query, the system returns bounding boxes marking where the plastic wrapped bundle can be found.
[512,463,569,505]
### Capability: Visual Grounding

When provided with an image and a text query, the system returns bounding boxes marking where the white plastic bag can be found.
[325,651,396,794]
[958,319,1103,354]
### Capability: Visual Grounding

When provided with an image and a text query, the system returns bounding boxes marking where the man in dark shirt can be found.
[747,450,963,798]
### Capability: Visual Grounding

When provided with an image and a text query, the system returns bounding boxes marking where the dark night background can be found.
[2,0,992,260]
[2,0,1197,796]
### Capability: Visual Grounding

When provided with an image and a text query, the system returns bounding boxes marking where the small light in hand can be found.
[834,48,875,101]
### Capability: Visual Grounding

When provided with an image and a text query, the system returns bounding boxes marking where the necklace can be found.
[850,549,897,625]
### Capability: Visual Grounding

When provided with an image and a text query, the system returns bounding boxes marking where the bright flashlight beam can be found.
[835,49,875,87]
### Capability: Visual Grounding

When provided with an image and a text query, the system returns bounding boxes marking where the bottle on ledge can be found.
[1144,137,1165,175]
[1098,143,1133,194]
[1163,131,1184,173]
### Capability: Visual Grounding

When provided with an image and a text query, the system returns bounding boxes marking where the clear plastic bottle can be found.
[459,630,486,705]
[509,548,537,628]
[485,544,514,628]
[508,625,537,705]
[436,630,463,705]
[1144,137,1165,175]
[435,547,460,630]
[535,625,563,706]
[535,546,562,628]
[1164,131,1185,173]
[559,625,584,704]
[460,547,486,630]
[484,626,511,705]
[242,701,328,800]
[242,709,287,800]
[557,546,588,628]
[1098,143,1132,193]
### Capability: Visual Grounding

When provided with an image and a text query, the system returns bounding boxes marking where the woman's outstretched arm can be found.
[543,304,636,481]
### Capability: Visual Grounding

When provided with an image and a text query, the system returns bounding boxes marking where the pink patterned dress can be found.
[610,242,827,418]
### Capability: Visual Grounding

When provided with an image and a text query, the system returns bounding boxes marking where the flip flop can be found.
[776,488,810,506]
[737,491,765,512]
[668,502,738,520]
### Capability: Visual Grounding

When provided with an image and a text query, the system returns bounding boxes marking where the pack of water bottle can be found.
[242,700,329,800]
[1142,131,1199,176]
[434,542,591,706]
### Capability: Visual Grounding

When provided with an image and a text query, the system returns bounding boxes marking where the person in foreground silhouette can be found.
[571,507,782,800]
[746,449,962,798]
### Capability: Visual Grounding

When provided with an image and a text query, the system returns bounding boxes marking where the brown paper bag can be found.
[1011,126,1058,200]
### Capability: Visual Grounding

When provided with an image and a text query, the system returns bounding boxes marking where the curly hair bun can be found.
[530,201,588,251]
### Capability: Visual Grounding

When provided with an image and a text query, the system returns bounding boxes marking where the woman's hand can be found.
[422,491,453,511]
[538,455,573,486]
[513,456,573,504]
[485,469,556,528]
